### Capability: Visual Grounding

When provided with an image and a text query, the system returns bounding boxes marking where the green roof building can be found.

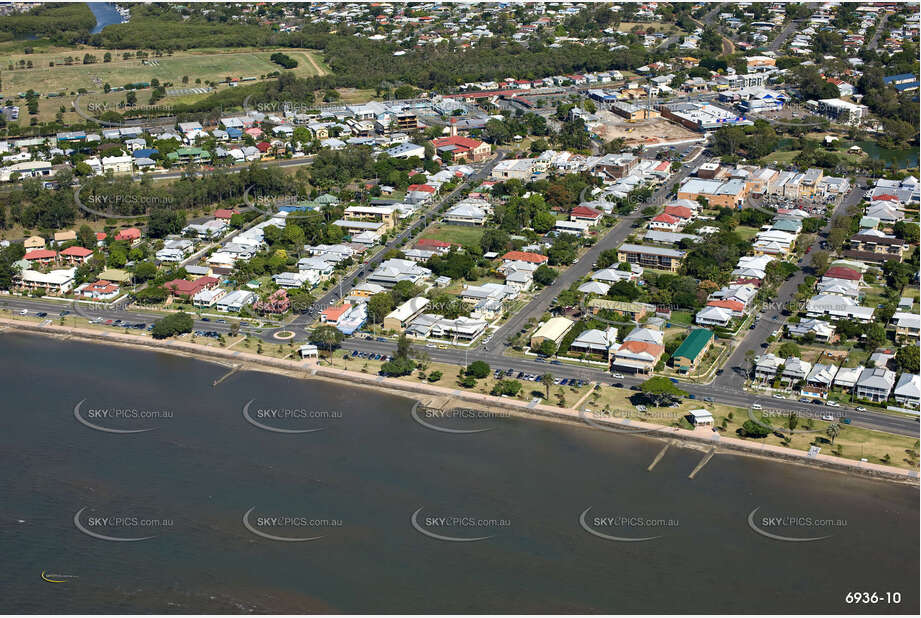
[672,328,714,372]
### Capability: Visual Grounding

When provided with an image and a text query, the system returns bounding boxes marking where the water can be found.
[0,333,917,613]
[88,2,127,34]
[857,140,919,169]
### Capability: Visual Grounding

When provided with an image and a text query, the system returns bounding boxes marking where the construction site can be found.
[590,109,701,147]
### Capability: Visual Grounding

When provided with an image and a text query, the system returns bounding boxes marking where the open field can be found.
[420,223,485,249]
[590,111,700,147]
[1,47,327,96]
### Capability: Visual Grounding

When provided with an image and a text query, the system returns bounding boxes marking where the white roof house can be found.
[833,366,864,390]
[855,367,896,403]
[696,305,732,327]
[578,280,610,295]
[894,374,921,409]
[570,327,618,355]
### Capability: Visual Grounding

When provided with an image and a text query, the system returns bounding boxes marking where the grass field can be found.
[1,47,327,96]
[421,224,485,249]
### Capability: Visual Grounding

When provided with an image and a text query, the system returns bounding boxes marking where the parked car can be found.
[703,397,714,403]
[612,373,625,379]
[825,401,840,407]
[855,407,867,412]
[773,394,786,399]
[821,414,835,421]
[841,417,851,424]
[751,403,762,410]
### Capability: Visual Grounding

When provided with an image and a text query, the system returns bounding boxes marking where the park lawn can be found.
[735,225,760,241]
[1,48,327,96]
[323,88,376,104]
[668,311,693,325]
[422,223,485,249]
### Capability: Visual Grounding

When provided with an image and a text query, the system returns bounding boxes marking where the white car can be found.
[751,403,762,410]
[821,414,835,421]
[855,406,867,412]
[825,401,840,407]
[19,309,28,315]
[612,373,625,379]
[772,394,786,400]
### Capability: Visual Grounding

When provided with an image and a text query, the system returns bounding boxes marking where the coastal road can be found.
[3,291,917,437]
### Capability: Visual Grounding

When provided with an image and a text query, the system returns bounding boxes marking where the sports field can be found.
[1,47,327,96]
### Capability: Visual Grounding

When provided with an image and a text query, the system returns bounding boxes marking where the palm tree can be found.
[541,372,554,399]
[826,423,839,445]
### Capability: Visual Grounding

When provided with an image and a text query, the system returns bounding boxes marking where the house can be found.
[787,318,835,343]
[368,259,431,288]
[193,287,228,308]
[891,312,921,343]
[530,316,574,350]
[78,279,120,300]
[591,265,643,284]
[59,246,94,265]
[688,409,714,426]
[406,184,437,204]
[578,280,610,296]
[695,305,732,327]
[23,236,45,250]
[648,213,682,232]
[610,338,664,374]
[845,233,908,263]
[428,316,488,342]
[16,267,76,293]
[833,366,864,392]
[570,205,603,226]
[431,136,491,163]
[444,202,487,226]
[500,251,548,265]
[893,374,921,409]
[804,294,874,323]
[802,363,838,399]
[115,227,142,243]
[754,353,783,381]
[384,297,431,332]
[165,276,219,298]
[671,329,714,371]
[586,299,654,321]
[855,367,896,403]
[781,357,811,384]
[569,327,618,357]
[215,290,256,313]
[617,244,685,272]
[23,249,58,266]
[321,303,355,327]
[53,230,77,244]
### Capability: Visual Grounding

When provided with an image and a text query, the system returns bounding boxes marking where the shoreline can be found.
[2,317,918,486]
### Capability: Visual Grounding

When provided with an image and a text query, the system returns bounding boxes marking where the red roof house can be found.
[24,249,57,264]
[664,205,693,220]
[823,266,861,281]
[570,205,603,223]
[164,276,219,297]
[60,246,94,264]
[430,136,492,162]
[115,227,142,242]
[214,208,238,220]
[501,251,549,264]
[321,303,352,325]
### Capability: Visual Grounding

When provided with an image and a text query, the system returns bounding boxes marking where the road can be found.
[487,151,707,353]
[868,11,889,51]
[768,18,802,53]
[715,184,865,394]
[277,151,508,336]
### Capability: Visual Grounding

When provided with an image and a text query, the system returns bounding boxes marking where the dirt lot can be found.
[591,110,699,146]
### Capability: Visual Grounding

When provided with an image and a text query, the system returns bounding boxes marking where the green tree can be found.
[777,342,801,358]
[311,325,344,360]
[640,376,687,407]
[895,345,920,374]
[151,311,193,339]
[466,360,491,379]
[539,339,557,357]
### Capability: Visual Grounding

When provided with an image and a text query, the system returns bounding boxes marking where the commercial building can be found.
[530,317,575,350]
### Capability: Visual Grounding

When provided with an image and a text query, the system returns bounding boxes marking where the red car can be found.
[805,246,812,254]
